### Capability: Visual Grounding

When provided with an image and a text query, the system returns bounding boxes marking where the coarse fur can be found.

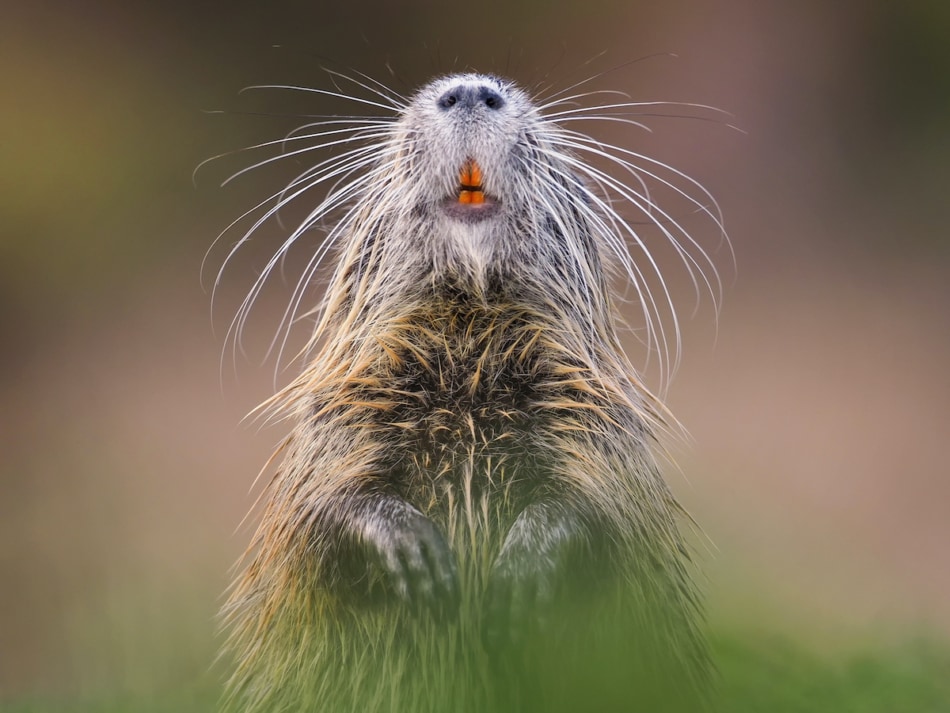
[214,71,728,713]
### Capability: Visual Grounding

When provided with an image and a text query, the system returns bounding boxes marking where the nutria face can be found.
[397,74,537,226]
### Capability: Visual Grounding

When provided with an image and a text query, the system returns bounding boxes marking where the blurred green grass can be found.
[2,3,949,713]
[713,633,950,713]
[5,628,948,712]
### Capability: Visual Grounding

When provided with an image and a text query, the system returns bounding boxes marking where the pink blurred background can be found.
[2,0,947,700]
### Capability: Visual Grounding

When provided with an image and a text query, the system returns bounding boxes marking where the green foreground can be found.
[5,630,949,712]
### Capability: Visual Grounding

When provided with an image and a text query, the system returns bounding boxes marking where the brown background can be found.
[2,0,948,700]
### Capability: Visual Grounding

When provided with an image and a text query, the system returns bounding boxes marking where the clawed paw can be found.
[362,503,460,618]
[484,545,561,650]
[483,502,591,651]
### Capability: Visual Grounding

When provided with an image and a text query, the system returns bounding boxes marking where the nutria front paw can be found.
[484,540,562,650]
[483,502,587,650]
[359,499,460,617]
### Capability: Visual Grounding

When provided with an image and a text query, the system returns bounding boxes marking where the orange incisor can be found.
[458,159,485,204]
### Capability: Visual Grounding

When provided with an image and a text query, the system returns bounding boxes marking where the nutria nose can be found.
[437,84,506,111]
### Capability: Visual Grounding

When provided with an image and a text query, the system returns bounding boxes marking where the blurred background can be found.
[2,0,948,707]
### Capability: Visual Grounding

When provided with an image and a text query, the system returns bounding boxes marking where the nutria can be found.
[216,71,726,713]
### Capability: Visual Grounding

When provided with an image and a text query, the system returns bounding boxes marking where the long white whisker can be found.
[552,124,726,231]
[270,142,393,231]
[220,154,394,366]
[543,100,735,121]
[550,115,653,133]
[240,84,400,114]
[547,152,695,380]
[208,143,386,299]
[534,89,633,113]
[281,118,393,145]
[318,67,408,111]
[266,162,403,368]
[544,145,721,320]
[533,52,680,107]
[544,130,653,205]
[195,119,393,182]
[222,128,395,187]
[528,153,679,383]
[552,128,733,272]
[211,72,728,394]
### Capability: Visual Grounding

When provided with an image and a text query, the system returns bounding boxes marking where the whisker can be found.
[216,152,394,372]
[266,165,403,369]
[195,118,393,182]
[239,84,401,114]
[542,100,734,122]
[533,89,633,113]
[528,153,680,384]
[318,66,409,111]
[552,124,726,223]
[545,144,721,322]
[553,127,734,264]
[550,114,653,134]
[221,128,395,188]
[533,52,678,107]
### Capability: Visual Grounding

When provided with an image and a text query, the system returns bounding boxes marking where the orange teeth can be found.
[458,159,485,204]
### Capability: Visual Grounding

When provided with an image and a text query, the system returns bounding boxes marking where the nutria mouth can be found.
[442,158,500,222]
[458,158,485,204]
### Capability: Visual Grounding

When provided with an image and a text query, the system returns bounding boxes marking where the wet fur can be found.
[217,72,723,712]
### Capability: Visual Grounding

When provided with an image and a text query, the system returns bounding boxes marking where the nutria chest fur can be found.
[219,72,724,713]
